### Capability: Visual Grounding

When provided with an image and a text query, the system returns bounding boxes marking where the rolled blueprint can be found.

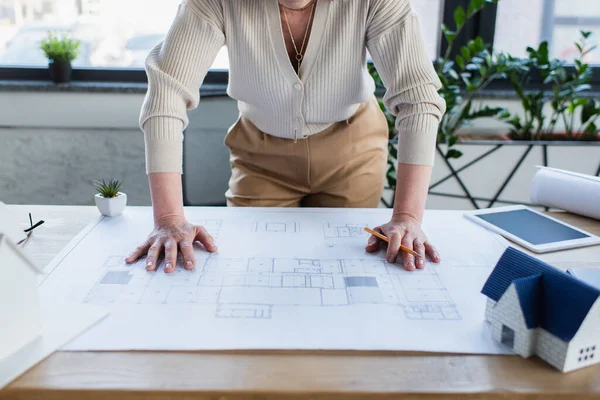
[530,167,600,220]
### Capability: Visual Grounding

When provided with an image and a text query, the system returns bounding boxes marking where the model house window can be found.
[578,346,596,363]
[501,325,515,349]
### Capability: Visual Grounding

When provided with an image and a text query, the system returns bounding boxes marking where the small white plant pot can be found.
[95,192,127,217]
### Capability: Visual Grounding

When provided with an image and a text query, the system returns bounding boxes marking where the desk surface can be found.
[3,205,600,400]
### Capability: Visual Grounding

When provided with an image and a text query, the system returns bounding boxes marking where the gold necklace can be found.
[280,0,316,66]
[279,0,316,12]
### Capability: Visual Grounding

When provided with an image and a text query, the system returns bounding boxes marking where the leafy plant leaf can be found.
[442,24,457,43]
[468,0,485,16]
[585,122,598,135]
[468,106,506,119]
[446,149,463,159]
[447,68,459,80]
[461,46,471,62]
[582,100,598,124]
[454,6,466,28]
[456,55,466,70]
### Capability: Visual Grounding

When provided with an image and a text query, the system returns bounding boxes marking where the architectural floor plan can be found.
[85,254,460,321]
[38,207,509,353]
[322,222,369,238]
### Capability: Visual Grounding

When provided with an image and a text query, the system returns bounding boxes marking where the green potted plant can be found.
[94,179,127,217]
[433,0,524,159]
[39,31,81,84]
[369,0,522,200]
[500,31,600,141]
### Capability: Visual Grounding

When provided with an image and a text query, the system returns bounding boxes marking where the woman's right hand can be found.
[125,215,218,273]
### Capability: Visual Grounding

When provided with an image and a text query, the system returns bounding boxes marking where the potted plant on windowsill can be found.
[369,0,522,206]
[94,179,127,217]
[40,31,81,84]
[497,31,600,143]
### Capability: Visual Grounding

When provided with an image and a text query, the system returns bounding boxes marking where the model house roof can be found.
[481,247,600,342]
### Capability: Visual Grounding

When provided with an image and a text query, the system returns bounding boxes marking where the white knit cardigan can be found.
[140,0,447,173]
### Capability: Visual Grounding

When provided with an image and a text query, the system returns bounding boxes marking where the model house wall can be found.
[485,287,536,358]
[0,236,43,360]
[485,292,572,370]
[565,299,600,372]
[535,328,569,371]
[482,247,600,373]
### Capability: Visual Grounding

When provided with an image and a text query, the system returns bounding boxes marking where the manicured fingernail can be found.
[166,262,172,269]
[417,258,424,265]
[147,261,153,266]
[186,260,193,266]
[387,256,394,263]
[406,261,415,269]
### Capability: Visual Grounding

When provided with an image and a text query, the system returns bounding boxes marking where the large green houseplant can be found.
[370,0,522,192]
[500,31,600,141]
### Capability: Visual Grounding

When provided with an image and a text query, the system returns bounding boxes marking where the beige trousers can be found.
[224,97,389,207]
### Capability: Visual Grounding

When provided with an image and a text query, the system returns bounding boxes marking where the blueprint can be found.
[38,207,510,353]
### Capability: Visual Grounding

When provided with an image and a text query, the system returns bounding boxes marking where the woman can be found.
[126,0,446,273]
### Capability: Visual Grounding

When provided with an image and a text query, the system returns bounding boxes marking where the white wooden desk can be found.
[3,205,600,400]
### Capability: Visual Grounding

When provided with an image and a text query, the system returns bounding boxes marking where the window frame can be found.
[481,0,600,89]
[0,0,598,91]
[0,65,229,85]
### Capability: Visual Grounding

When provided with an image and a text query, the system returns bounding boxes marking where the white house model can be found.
[482,247,600,373]
[0,208,44,360]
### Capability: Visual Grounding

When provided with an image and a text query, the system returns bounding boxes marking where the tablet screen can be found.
[475,209,590,245]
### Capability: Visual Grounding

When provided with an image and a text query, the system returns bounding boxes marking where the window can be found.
[0,0,228,69]
[500,325,515,349]
[0,0,441,71]
[411,0,444,60]
[1,0,597,86]
[366,0,443,65]
[494,0,600,63]
[578,346,596,363]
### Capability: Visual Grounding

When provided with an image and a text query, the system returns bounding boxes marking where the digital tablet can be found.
[463,205,600,253]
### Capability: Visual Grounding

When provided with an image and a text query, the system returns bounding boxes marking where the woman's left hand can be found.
[365,213,441,271]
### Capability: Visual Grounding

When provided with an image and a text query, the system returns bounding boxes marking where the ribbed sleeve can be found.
[367,0,446,166]
[139,0,225,174]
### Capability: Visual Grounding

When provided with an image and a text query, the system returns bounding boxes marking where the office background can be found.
[0,0,599,208]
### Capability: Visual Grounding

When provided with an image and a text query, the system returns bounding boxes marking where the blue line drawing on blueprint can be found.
[252,221,299,233]
[84,255,460,321]
[323,222,369,238]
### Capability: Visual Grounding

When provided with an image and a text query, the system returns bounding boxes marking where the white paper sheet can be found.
[38,207,509,354]
[0,201,24,244]
[0,302,107,389]
[531,166,600,220]
[567,268,600,290]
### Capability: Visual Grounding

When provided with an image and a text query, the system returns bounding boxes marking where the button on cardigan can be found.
[139,0,447,173]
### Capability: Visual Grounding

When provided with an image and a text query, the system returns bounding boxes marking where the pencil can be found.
[364,227,421,258]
